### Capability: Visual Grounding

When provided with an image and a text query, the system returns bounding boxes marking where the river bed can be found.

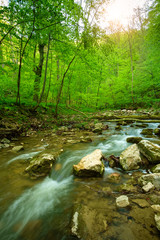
[0,122,160,240]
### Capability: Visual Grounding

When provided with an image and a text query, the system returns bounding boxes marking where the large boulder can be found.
[25,153,57,177]
[120,144,142,171]
[138,140,160,163]
[73,149,104,177]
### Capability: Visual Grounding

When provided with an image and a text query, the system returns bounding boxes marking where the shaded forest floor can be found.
[0,103,160,140]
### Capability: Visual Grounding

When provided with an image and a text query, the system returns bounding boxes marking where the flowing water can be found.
[0,122,160,240]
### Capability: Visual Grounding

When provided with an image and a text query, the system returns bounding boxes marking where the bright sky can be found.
[101,0,147,28]
[0,0,8,6]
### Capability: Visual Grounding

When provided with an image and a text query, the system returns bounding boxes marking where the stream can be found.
[0,122,160,240]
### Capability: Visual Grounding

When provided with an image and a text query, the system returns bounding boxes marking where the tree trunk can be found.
[16,6,35,105]
[33,33,51,110]
[16,36,23,105]
[55,55,76,117]
[45,52,52,104]
[96,67,102,108]
[33,43,45,102]
[128,30,134,105]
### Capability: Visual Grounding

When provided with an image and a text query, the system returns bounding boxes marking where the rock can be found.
[141,128,153,136]
[138,140,160,163]
[67,139,80,144]
[73,149,105,177]
[116,195,130,207]
[108,155,120,168]
[12,145,24,152]
[2,143,10,148]
[107,172,121,182]
[25,153,57,177]
[120,144,142,171]
[151,205,160,213]
[155,214,160,231]
[71,205,108,239]
[140,123,148,128]
[150,194,160,204]
[118,183,137,193]
[1,138,10,144]
[58,126,68,132]
[142,182,155,192]
[139,173,160,189]
[154,128,160,136]
[80,136,92,143]
[93,123,103,134]
[132,199,150,208]
[115,125,122,130]
[151,164,160,173]
[71,212,80,238]
[126,137,142,144]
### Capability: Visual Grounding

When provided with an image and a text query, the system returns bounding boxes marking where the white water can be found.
[0,122,159,240]
[7,151,41,165]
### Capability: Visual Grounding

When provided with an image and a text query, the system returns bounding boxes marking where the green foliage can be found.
[0,0,159,114]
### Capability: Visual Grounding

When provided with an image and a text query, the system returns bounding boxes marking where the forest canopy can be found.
[0,0,160,115]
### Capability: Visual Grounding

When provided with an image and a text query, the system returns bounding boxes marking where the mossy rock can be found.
[141,129,153,136]
[126,137,142,144]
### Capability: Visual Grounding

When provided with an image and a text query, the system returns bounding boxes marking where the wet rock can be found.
[102,186,112,194]
[141,128,153,136]
[142,182,155,192]
[108,155,120,168]
[116,195,130,207]
[67,139,80,144]
[0,143,10,148]
[139,173,160,189]
[155,214,160,231]
[12,145,24,152]
[129,204,157,235]
[138,140,160,163]
[132,199,150,208]
[71,205,108,239]
[25,153,57,177]
[1,138,10,144]
[80,136,92,143]
[151,205,160,213]
[154,128,160,136]
[73,149,105,177]
[150,194,160,204]
[107,172,121,182]
[151,164,160,173]
[139,123,148,128]
[115,125,122,130]
[126,137,142,144]
[92,123,103,134]
[58,126,68,132]
[120,144,142,171]
[118,183,138,193]
[71,212,80,238]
